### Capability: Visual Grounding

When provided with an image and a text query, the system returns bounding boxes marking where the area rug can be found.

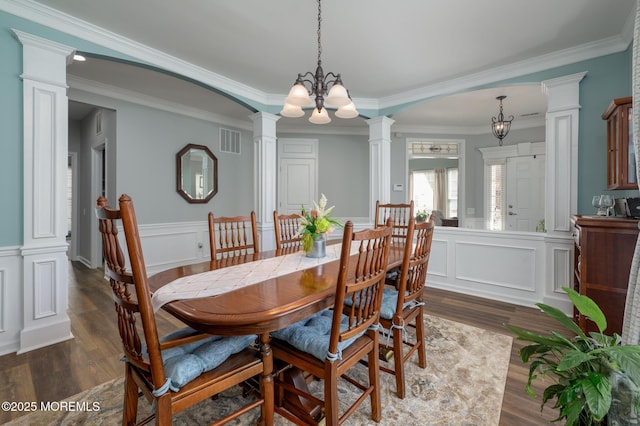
[6,315,512,425]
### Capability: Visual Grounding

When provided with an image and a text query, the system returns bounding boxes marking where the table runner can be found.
[151,244,357,312]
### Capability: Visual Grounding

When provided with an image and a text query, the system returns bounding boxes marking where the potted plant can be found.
[415,209,429,223]
[298,193,342,257]
[506,287,640,425]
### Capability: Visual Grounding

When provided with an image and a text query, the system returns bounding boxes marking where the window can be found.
[485,160,505,230]
[411,167,458,218]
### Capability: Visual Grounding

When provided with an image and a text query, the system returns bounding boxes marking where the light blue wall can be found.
[0,14,26,246]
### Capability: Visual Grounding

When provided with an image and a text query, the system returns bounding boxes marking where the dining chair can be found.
[374,200,415,244]
[97,195,267,425]
[273,211,302,251]
[208,211,259,260]
[378,215,435,399]
[269,220,393,426]
[374,200,415,287]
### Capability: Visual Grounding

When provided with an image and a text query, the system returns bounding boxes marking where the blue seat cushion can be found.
[343,287,417,320]
[271,309,366,362]
[154,327,257,389]
[379,287,400,319]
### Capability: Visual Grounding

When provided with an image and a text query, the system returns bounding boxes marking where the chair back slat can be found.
[374,201,414,244]
[96,195,167,389]
[397,216,435,309]
[331,219,393,350]
[273,211,302,249]
[208,212,259,259]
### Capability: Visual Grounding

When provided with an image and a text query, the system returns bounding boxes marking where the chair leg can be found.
[122,366,139,426]
[416,307,426,369]
[324,363,340,426]
[154,394,172,426]
[368,337,381,422]
[392,325,406,399]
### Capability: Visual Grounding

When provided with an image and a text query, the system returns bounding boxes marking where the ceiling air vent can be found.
[220,128,241,154]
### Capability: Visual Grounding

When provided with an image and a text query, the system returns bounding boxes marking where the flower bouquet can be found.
[298,194,342,253]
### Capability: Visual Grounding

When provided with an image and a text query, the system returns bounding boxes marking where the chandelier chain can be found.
[317,0,322,65]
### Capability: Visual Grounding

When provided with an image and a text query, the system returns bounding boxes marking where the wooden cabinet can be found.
[602,97,637,190]
[572,215,639,334]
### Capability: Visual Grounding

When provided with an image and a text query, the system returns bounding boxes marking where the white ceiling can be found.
[31,0,635,133]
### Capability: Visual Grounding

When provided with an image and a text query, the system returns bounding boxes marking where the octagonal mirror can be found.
[177,143,218,203]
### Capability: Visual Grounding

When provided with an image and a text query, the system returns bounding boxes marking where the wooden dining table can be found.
[148,243,406,425]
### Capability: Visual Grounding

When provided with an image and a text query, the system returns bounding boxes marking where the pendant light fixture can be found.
[280,0,358,124]
[491,95,513,146]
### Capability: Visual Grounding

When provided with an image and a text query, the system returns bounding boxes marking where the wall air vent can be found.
[220,128,241,154]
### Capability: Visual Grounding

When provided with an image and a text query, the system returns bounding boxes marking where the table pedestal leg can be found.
[276,366,324,425]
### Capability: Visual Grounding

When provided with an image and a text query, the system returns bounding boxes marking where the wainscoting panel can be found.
[427,227,571,312]
[33,259,56,319]
[0,248,21,355]
[428,239,448,277]
[455,241,536,291]
[117,221,210,275]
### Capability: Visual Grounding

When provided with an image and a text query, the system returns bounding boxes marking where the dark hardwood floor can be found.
[0,261,559,424]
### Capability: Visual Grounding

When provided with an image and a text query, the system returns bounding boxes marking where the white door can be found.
[278,139,318,214]
[506,155,545,231]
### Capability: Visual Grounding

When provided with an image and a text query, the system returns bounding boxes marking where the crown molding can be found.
[378,35,631,110]
[67,75,254,131]
[2,0,632,116]
[1,0,271,105]
[392,115,545,136]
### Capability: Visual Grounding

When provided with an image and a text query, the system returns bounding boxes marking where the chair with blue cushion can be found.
[270,220,393,426]
[378,216,435,399]
[374,200,415,286]
[97,195,267,425]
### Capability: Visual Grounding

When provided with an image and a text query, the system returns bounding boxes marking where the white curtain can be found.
[433,168,448,215]
[622,0,640,345]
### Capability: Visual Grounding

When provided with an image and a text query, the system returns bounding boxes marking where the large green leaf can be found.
[506,324,574,347]
[558,349,596,371]
[563,286,607,333]
[604,346,640,386]
[560,395,586,425]
[537,300,586,338]
[580,372,611,420]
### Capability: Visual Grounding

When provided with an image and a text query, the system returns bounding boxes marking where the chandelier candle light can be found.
[491,95,514,146]
[280,0,358,124]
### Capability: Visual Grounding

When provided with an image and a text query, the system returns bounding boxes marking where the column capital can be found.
[250,111,280,136]
[542,72,587,113]
[12,29,75,86]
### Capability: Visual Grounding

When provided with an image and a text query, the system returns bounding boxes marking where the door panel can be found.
[278,139,318,214]
[506,155,545,231]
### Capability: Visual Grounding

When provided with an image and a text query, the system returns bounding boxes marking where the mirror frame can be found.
[176,143,218,203]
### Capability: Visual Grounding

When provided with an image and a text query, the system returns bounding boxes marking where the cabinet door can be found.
[606,107,620,189]
[621,104,637,189]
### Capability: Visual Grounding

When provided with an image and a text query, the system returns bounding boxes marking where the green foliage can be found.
[506,287,640,425]
[298,194,342,252]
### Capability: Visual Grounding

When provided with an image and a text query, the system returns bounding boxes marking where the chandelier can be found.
[280,0,358,124]
[491,95,513,146]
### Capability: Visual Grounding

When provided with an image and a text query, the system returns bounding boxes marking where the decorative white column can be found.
[541,72,587,309]
[13,30,75,353]
[542,72,587,234]
[251,112,280,251]
[367,116,395,221]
